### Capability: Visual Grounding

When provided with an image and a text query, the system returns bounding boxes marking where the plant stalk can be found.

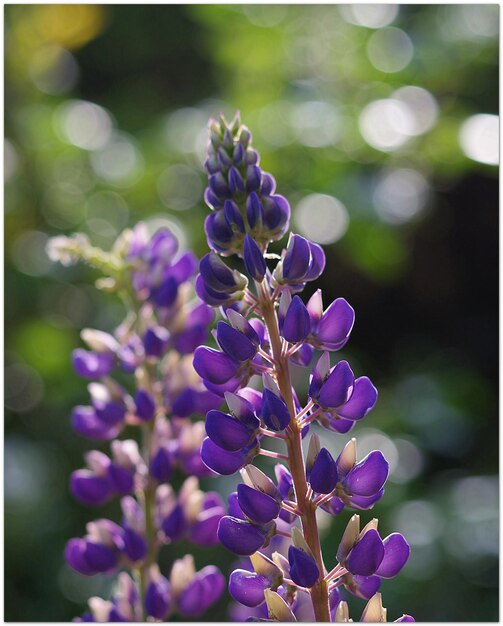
[261,290,330,622]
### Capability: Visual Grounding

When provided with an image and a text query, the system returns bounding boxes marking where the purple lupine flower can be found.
[217,515,275,556]
[273,233,325,289]
[201,437,259,475]
[72,348,116,379]
[202,113,290,255]
[308,447,338,495]
[197,252,248,306]
[145,566,171,619]
[229,569,271,607]
[70,451,113,506]
[229,552,283,608]
[261,388,291,431]
[236,483,281,524]
[168,555,225,618]
[243,234,267,281]
[288,545,319,588]
[305,290,355,351]
[337,516,410,580]
[51,224,226,621]
[176,565,226,617]
[194,113,413,623]
[309,352,378,433]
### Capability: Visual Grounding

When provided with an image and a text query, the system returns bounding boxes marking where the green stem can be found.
[260,290,330,622]
[136,362,159,620]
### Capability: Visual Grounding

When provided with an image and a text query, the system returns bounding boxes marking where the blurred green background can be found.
[4,4,498,622]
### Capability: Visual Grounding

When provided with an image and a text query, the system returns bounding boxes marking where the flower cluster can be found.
[203,114,290,255]
[194,114,412,622]
[49,225,225,621]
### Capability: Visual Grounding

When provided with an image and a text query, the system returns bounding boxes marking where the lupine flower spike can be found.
[49,225,225,621]
[195,113,412,622]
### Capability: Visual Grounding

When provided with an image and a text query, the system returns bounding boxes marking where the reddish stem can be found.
[260,288,331,622]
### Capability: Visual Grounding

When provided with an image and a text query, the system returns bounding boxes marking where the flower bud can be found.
[281,295,311,343]
[200,437,259,475]
[145,566,171,619]
[217,516,274,556]
[237,483,280,524]
[309,448,338,494]
[346,528,385,577]
[72,349,115,380]
[229,569,271,607]
[288,545,320,588]
[205,409,258,451]
[244,234,267,281]
[216,321,258,362]
[134,389,156,421]
[261,388,291,431]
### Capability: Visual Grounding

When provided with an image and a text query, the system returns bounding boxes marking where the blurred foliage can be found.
[5,4,498,622]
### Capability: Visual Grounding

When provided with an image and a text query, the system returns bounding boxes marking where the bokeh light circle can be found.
[459,114,499,165]
[340,4,399,28]
[294,193,349,244]
[54,100,113,151]
[359,98,415,151]
[367,27,414,73]
[374,168,430,224]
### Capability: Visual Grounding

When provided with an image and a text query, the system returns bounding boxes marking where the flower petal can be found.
[217,516,269,555]
[200,437,256,475]
[346,529,384,577]
[375,533,410,579]
[229,569,270,607]
[288,546,320,588]
[338,377,378,421]
[309,448,338,494]
[193,347,239,384]
[343,451,389,497]
[205,410,256,451]
[237,484,280,524]
[318,361,354,408]
[217,322,257,362]
[282,296,311,343]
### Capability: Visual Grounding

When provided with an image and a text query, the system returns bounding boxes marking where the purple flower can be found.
[205,409,259,451]
[281,295,311,343]
[237,483,281,524]
[143,326,169,358]
[150,446,173,483]
[288,546,320,588]
[72,349,115,379]
[216,320,258,362]
[176,565,226,617]
[306,290,355,351]
[202,114,290,253]
[308,448,338,494]
[217,516,275,555]
[199,252,247,295]
[375,533,411,579]
[200,437,259,475]
[145,568,171,619]
[342,450,389,499]
[71,406,123,440]
[229,569,271,607]
[134,389,156,421]
[274,234,325,287]
[243,234,267,281]
[193,346,240,384]
[309,353,378,433]
[71,470,111,506]
[261,388,291,431]
[346,528,385,577]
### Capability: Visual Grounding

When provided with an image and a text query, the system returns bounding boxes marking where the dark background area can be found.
[5,4,498,621]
